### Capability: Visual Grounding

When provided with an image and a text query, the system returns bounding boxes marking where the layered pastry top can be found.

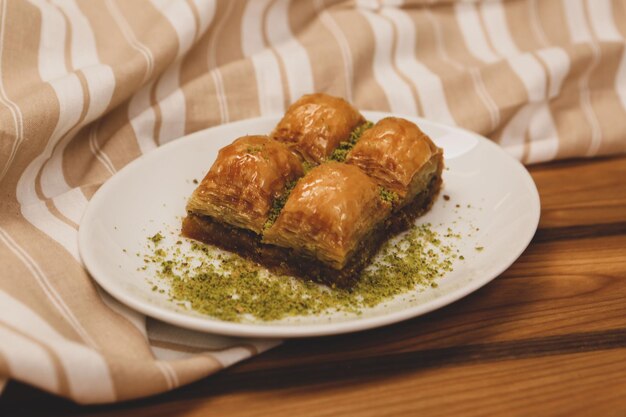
[263,162,390,269]
[184,93,443,281]
[271,93,365,164]
[346,117,441,207]
[186,135,303,235]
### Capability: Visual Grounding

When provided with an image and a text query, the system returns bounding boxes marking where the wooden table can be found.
[2,156,626,416]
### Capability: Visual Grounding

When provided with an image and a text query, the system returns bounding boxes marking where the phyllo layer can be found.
[262,162,391,269]
[271,93,365,164]
[345,117,442,206]
[186,135,303,235]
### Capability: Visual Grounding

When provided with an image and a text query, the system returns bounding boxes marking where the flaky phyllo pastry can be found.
[271,93,365,163]
[183,93,444,287]
[186,135,303,235]
[263,162,390,270]
[346,117,441,207]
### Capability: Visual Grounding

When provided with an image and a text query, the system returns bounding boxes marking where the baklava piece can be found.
[262,163,391,286]
[346,117,443,225]
[271,93,366,164]
[183,135,303,252]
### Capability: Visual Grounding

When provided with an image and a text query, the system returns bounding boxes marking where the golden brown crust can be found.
[186,135,303,234]
[346,117,443,205]
[262,162,391,269]
[271,93,365,163]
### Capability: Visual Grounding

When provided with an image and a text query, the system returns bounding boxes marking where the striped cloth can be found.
[1,0,625,404]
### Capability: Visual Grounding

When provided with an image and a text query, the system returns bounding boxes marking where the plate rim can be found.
[79,113,541,338]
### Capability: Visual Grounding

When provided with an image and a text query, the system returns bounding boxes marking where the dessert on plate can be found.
[182,93,443,287]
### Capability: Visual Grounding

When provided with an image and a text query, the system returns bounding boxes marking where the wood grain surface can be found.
[2,156,626,417]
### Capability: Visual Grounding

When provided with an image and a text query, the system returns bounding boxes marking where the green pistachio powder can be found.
[143,222,464,322]
[138,122,472,322]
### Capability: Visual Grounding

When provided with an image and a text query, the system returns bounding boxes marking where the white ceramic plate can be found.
[79,112,540,338]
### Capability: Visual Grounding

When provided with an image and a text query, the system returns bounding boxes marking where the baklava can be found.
[182,93,444,287]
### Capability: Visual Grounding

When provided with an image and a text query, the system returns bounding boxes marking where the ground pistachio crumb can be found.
[379,187,399,204]
[264,179,298,229]
[302,161,316,174]
[328,121,374,162]
[149,232,164,245]
[142,223,459,322]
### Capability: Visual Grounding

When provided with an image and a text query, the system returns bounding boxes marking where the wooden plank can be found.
[189,349,626,417]
[41,349,626,417]
[531,157,626,228]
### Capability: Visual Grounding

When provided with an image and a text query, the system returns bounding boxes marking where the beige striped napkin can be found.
[1,0,625,404]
